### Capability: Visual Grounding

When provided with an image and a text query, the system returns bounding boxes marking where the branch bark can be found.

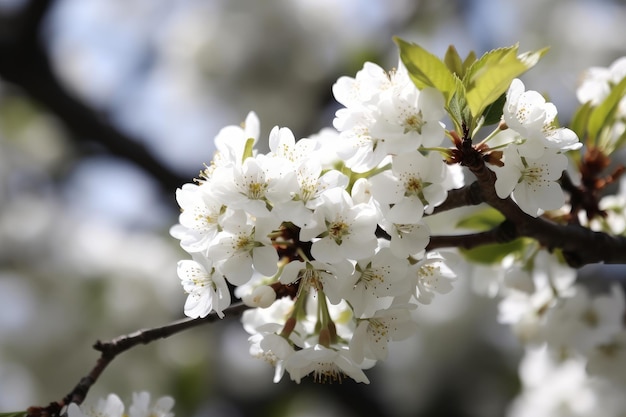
[26,302,251,417]
[430,147,626,267]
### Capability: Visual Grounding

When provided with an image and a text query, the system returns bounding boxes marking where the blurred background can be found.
[1,0,625,416]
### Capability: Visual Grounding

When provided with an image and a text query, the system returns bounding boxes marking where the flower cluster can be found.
[171,60,462,383]
[488,78,581,216]
[465,238,626,417]
[66,392,174,417]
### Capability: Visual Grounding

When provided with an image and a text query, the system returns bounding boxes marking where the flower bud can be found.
[242,285,277,308]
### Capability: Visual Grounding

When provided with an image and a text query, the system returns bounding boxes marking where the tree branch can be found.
[26,302,251,417]
[465,149,626,267]
[427,220,517,251]
[429,181,484,215]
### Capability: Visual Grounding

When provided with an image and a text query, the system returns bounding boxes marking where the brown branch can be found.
[26,302,251,417]
[429,181,484,215]
[465,148,626,267]
[427,220,517,251]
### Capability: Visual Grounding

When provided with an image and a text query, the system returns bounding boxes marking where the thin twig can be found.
[26,302,250,417]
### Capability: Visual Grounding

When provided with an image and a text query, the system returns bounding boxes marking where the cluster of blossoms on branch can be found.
[170,62,463,384]
[167,39,626,387]
[20,39,626,417]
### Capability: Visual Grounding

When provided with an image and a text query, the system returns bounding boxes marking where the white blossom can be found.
[284,344,370,384]
[350,304,417,363]
[67,392,174,417]
[502,78,580,158]
[169,183,223,254]
[300,188,379,264]
[177,256,230,319]
[494,146,568,217]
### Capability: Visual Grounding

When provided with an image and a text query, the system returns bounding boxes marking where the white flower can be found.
[208,210,279,285]
[497,250,577,344]
[494,147,568,217]
[332,62,446,172]
[241,285,277,308]
[177,256,231,319]
[169,183,223,254]
[379,217,430,259]
[342,247,411,317]
[350,305,417,363]
[268,125,319,168]
[66,392,175,417]
[507,346,623,417]
[211,156,297,218]
[284,344,370,384]
[374,86,446,151]
[252,332,295,383]
[543,284,625,355]
[370,150,447,222]
[503,78,580,158]
[128,392,175,417]
[212,111,260,168]
[271,159,348,228]
[593,179,626,234]
[577,57,626,106]
[66,394,125,417]
[587,330,626,386]
[332,61,391,108]
[241,296,296,335]
[410,251,457,304]
[300,188,379,264]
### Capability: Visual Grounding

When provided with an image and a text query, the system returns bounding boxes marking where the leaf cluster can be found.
[395,38,548,135]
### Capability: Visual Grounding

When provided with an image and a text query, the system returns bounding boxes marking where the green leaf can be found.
[481,92,507,126]
[570,100,593,141]
[0,412,28,417]
[460,238,528,265]
[394,37,457,103]
[462,50,477,73]
[587,76,626,140]
[463,45,548,119]
[464,46,524,118]
[609,125,626,151]
[456,207,505,231]
[446,78,469,131]
[444,45,464,77]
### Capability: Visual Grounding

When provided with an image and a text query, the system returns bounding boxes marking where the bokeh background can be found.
[1,0,625,416]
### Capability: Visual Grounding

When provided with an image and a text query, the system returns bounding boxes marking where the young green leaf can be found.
[481,92,507,126]
[464,46,526,119]
[460,238,528,265]
[394,37,457,103]
[569,100,593,142]
[587,76,626,141]
[463,45,548,120]
[462,50,477,73]
[447,78,469,132]
[444,45,464,77]
[456,207,505,231]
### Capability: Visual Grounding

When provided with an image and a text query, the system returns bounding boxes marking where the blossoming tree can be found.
[21,39,626,417]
